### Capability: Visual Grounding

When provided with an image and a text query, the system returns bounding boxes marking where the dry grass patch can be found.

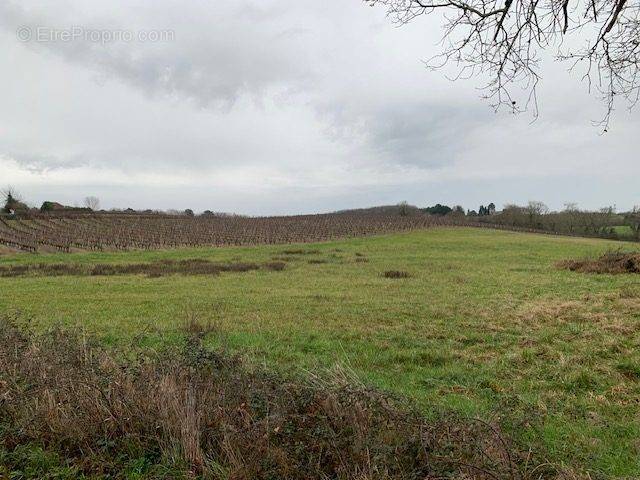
[383,270,411,279]
[264,261,287,271]
[557,251,640,274]
[515,295,640,336]
[271,255,292,262]
[0,259,286,278]
[516,301,590,325]
[280,248,321,255]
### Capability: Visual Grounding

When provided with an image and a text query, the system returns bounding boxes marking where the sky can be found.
[1,0,638,215]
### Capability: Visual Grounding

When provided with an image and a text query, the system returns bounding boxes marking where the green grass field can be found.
[1,227,639,477]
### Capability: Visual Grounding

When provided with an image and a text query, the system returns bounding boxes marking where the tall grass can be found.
[0,315,554,479]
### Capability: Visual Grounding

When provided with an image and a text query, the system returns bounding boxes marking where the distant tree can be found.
[2,187,17,213]
[450,205,466,216]
[560,203,581,232]
[526,201,549,215]
[2,186,28,214]
[398,201,410,216]
[477,203,496,216]
[184,209,195,217]
[423,203,453,216]
[524,201,549,227]
[625,207,640,240]
[499,204,526,226]
[40,201,55,212]
[579,206,616,235]
[600,206,617,234]
[83,196,100,211]
[40,201,93,214]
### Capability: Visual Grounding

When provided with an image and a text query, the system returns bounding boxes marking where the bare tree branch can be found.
[367,0,640,129]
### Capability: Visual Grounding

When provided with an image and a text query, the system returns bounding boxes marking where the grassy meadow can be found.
[1,227,639,477]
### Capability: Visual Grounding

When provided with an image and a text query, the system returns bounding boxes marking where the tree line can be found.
[2,187,101,215]
[4,189,639,242]
[416,200,639,241]
[476,202,640,241]
[420,203,495,217]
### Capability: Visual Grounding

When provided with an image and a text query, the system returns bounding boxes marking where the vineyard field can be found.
[0,212,455,253]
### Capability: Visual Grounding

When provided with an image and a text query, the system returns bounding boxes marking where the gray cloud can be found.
[0,0,638,213]
[4,2,322,104]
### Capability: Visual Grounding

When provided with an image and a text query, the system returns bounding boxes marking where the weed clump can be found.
[181,311,219,337]
[264,261,286,271]
[557,251,640,274]
[383,270,411,279]
[280,249,321,255]
[617,361,640,380]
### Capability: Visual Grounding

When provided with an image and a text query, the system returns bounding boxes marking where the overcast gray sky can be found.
[1,0,638,214]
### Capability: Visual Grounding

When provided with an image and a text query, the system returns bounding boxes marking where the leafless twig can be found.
[368,0,640,129]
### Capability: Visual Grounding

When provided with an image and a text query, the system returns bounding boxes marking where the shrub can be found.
[0,316,548,479]
[557,250,640,274]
